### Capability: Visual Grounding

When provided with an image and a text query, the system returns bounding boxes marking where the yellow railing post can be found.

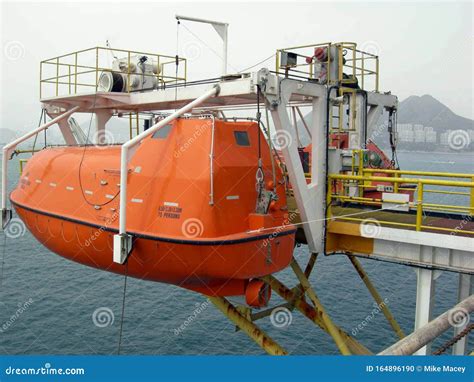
[136,112,139,136]
[326,177,333,220]
[95,47,99,92]
[394,172,399,193]
[358,149,364,197]
[275,49,280,74]
[375,57,379,92]
[327,43,331,84]
[471,176,474,216]
[127,51,131,93]
[19,159,28,174]
[39,61,43,99]
[74,52,78,94]
[361,54,365,89]
[416,182,423,231]
[55,57,59,96]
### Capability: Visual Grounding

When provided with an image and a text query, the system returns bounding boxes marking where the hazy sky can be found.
[1,1,472,133]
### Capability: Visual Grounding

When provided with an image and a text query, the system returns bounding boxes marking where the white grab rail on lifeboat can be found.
[113,85,220,264]
[1,106,80,229]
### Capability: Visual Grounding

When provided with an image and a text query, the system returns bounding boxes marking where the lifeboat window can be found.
[151,124,172,139]
[234,131,250,146]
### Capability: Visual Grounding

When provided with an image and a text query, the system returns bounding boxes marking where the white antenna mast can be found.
[175,15,229,76]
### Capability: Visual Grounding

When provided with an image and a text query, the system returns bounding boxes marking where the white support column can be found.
[348,93,365,149]
[366,105,382,134]
[308,94,328,250]
[57,120,78,146]
[266,80,326,253]
[94,110,112,144]
[452,274,472,355]
[414,246,437,355]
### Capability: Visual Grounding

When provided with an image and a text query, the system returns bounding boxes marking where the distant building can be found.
[399,130,414,142]
[440,130,452,146]
[468,130,474,142]
[397,123,413,132]
[414,130,425,143]
[425,131,437,143]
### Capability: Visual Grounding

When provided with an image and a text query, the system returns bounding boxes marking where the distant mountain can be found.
[0,128,18,145]
[398,95,473,132]
[295,94,473,147]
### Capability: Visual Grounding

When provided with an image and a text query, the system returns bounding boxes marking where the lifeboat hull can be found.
[13,202,294,295]
[10,118,296,297]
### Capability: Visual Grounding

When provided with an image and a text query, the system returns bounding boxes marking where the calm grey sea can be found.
[0,150,472,355]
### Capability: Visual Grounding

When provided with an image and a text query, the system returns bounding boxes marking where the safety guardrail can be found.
[327,170,474,235]
[275,42,379,91]
[40,47,187,99]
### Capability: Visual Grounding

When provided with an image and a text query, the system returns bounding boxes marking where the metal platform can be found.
[2,62,473,356]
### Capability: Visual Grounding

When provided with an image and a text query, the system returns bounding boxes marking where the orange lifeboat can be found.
[10,117,295,301]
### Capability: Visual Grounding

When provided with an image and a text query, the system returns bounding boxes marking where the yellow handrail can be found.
[362,168,473,179]
[40,46,187,99]
[275,42,379,91]
[328,172,474,235]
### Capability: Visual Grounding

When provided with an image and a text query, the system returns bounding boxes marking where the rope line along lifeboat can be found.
[10,114,295,306]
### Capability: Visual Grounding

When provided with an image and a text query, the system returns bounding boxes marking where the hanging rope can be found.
[0,234,6,289]
[31,108,45,155]
[175,19,180,100]
[43,110,47,149]
[117,266,128,355]
[77,92,119,207]
[106,40,118,60]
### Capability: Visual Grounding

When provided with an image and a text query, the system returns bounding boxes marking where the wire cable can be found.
[0,234,6,289]
[238,53,275,73]
[180,23,239,73]
[77,92,120,207]
[117,266,128,355]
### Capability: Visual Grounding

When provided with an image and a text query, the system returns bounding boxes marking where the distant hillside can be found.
[0,128,18,144]
[295,94,473,149]
[398,95,473,132]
